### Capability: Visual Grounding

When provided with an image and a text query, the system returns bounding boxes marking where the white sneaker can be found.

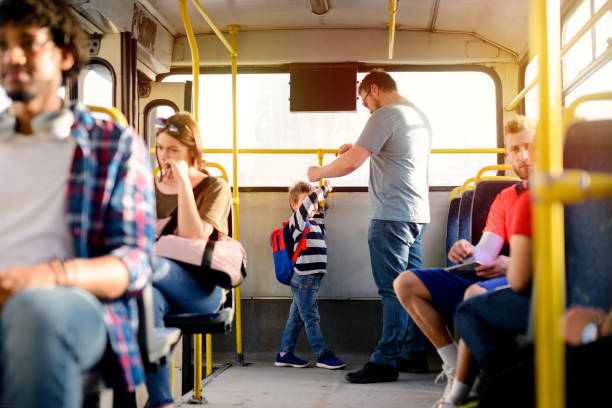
[433,364,457,408]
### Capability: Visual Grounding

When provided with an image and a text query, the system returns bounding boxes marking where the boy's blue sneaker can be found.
[275,352,309,368]
[316,350,346,370]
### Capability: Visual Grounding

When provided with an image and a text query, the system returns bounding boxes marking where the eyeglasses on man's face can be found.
[360,89,371,107]
[0,32,55,58]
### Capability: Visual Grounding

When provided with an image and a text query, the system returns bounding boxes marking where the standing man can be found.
[0,0,155,407]
[308,68,432,383]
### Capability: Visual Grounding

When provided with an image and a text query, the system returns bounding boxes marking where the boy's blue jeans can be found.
[280,273,328,358]
[0,287,107,408]
[145,256,224,407]
[368,219,428,368]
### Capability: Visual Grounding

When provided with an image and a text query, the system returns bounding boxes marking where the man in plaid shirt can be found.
[0,0,155,406]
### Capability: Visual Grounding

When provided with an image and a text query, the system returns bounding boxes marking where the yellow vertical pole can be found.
[530,1,565,408]
[205,334,212,376]
[179,0,203,400]
[228,24,244,366]
[179,0,199,120]
[388,0,398,59]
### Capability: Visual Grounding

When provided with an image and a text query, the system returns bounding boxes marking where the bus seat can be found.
[161,206,239,396]
[563,119,612,310]
[470,180,518,245]
[458,189,475,242]
[446,197,461,266]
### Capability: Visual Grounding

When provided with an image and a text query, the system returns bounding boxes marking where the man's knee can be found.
[394,270,430,301]
[463,283,486,300]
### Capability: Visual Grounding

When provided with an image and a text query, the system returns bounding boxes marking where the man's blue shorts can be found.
[412,268,508,318]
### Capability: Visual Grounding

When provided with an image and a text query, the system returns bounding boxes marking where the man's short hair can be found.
[289,181,315,204]
[504,115,537,135]
[0,0,89,82]
[358,68,398,94]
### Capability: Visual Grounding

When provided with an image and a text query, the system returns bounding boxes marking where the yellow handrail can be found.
[506,0,612,112]
[448,186,463,202]
[474,164,513,181]
[87,105,128,126]
[150,147,506,156]
[460,177,476,194]
[190,0,237,56]
[562,92,612,130]
[533,170,612,204]
[530,1,565,408]
[388,0,398,59]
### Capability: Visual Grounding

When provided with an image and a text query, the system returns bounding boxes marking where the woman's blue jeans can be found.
[145,256,224,407]
[367,219,428,367]
[0,287,107,408]
[280,273,328,358]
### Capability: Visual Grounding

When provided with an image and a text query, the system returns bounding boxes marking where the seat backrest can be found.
[446,197,461,266]
[563,119,612,310]
[470,180,519,245]
[458,189,475,242]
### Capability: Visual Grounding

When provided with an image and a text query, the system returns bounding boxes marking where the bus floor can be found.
[171,358,444,408]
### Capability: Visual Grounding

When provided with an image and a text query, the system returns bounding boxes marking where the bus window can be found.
[78,62,114,109]
[562,0,612,86]
[565,60,612,120]
[0,87,9,112]
[524,56,539,120]
[165,69,499,187]
[145,104,177,150]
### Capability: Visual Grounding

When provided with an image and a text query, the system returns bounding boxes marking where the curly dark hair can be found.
[0,0,89,82]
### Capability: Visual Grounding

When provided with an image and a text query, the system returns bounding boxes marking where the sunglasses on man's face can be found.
[155,117,190,136]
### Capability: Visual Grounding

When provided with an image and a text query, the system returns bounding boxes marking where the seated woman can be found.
[145,112,232,408]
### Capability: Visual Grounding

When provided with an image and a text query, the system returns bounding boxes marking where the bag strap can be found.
[159,179,210,238]
[290,220,310,263]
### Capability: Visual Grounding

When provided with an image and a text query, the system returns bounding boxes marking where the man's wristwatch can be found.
[581,322,599,344]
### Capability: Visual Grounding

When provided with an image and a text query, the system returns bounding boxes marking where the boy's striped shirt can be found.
[288,185,328,275]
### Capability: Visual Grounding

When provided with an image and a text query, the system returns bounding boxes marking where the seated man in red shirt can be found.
[393,116,536,405]
[455,190,612,408]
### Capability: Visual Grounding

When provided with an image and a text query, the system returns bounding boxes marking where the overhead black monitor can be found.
[289,64,357,112]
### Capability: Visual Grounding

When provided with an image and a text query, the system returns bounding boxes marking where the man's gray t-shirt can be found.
[356,101,431,223]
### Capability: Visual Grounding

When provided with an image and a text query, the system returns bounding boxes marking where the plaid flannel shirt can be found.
[66,103,155,390]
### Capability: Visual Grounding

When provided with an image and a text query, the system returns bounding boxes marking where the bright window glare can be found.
[0,87,9,111]
[165,70,497,187]
[80,64,113,109]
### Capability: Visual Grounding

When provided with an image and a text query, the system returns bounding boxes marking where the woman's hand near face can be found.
[166,159,191,186]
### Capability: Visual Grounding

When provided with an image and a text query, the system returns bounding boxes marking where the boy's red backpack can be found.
[270,221,309,285]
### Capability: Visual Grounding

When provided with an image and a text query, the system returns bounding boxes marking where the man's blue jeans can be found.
[145,256,224,406]
[0,287,107,408]
[280,273,328,358]
[454,287,530,369]
[368,219,428,367]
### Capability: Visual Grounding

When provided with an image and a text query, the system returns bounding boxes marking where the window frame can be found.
[158,63,504,189]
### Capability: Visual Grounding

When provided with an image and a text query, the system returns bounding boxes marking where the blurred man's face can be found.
[0,24,71,104]
[505,128,535,180]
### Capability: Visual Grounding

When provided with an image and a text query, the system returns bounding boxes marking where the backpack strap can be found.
[291,221,310,263]
[159,178,210,238]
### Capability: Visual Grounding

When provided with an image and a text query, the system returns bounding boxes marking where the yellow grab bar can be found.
[460,177,476,194]
[530,1,565,407]
[87,105,128,127]
[448,186,463,202]
[190,0,237,56]
[475,164,514,181]
[388,0,398,59]
[533,170,612,204]
[562,92,612,130]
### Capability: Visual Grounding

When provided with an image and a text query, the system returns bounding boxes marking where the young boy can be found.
[275,180,346,369]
